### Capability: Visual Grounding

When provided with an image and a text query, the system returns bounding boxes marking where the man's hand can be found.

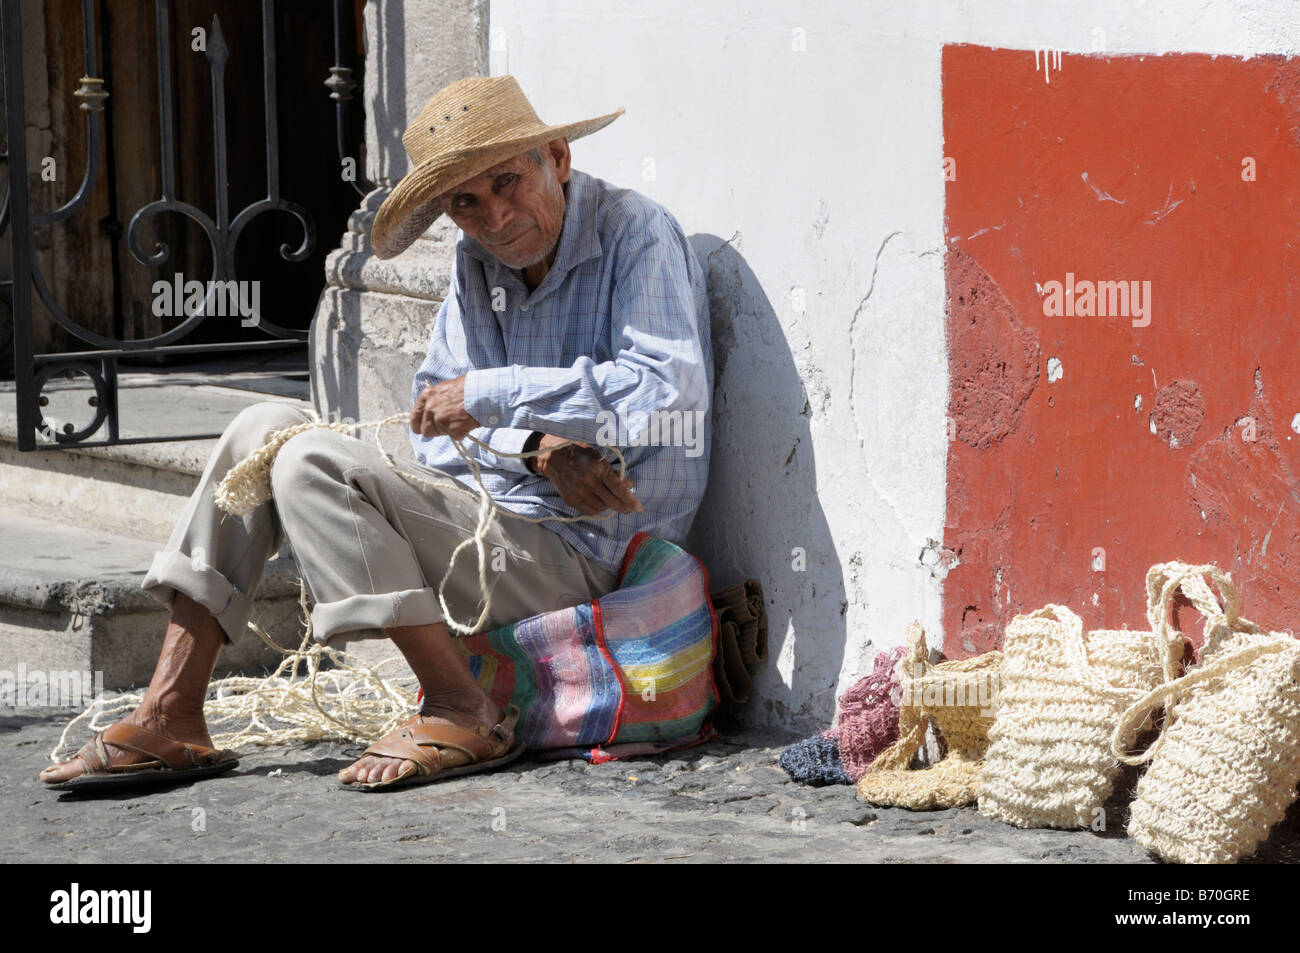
[531,433,643,516]
[410,376,479,440]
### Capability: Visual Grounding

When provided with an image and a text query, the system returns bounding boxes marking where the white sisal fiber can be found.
[214,410,625,636]
[51,578,420,762]
[50,412,626,763]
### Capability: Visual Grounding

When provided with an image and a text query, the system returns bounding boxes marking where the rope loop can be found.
[214,411,626,635]
[1110,639,1295,765]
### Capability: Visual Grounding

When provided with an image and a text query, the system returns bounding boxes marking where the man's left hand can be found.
[410,376,480,440]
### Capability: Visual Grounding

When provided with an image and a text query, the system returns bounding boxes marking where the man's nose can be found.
[479,193,514,235]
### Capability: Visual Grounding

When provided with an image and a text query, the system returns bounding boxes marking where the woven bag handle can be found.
[864,623,931,773]
[1005,604,1137,699]
[1143,562,1244,682]
[1111,562,1277,765]
[1109,638,1296,766]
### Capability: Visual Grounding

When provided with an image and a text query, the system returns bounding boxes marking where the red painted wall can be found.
[943,45,1299,657]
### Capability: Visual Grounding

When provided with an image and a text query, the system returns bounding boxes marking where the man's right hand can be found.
[530,433,643,516]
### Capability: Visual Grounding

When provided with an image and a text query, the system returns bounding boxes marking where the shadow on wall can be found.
[687,234,846,736]
[308,282,424,462]
[311,287,361,423]
[307,222,849,734]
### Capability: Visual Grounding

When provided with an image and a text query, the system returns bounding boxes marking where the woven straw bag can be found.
[1112,566,1300,864]
[977,563,1211,830]
[856,623,1002,810]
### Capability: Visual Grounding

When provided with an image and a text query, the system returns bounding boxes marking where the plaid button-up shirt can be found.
[410,168,713,575]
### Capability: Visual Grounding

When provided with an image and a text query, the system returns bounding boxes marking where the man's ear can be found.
[547,137,572,185]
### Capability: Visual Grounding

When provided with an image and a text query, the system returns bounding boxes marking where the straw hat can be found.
[369,75,624,259]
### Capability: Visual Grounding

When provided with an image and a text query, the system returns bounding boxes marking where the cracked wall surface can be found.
[944,44,1300,655]
[484,1,1300,732]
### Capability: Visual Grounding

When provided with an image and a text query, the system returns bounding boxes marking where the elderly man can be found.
[39,75,712,792]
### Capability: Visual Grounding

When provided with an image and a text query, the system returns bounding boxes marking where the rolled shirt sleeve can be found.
[460,424,533,474]
[409,250,536,476]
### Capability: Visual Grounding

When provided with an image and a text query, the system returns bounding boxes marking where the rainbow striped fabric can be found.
[457,534,719,761]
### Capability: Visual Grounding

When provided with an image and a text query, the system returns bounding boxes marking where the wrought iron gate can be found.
[0,0,365,450]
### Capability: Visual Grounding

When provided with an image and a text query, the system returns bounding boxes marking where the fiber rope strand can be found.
[214,411,626,635]
[48,411,626,764]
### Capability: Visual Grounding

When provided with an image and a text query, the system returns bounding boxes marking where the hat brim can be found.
[369,107,625,259]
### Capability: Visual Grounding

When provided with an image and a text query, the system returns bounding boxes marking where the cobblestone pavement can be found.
[5,707,1299,863]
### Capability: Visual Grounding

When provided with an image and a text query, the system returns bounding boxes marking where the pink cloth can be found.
[826,646,906,782]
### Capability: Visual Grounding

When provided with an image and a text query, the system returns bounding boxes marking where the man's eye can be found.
[449,172,515,209]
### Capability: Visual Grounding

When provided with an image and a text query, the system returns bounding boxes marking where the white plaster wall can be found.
[484,0,1297,734]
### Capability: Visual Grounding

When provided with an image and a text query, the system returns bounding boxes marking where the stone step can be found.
[0,510,311,697]
[0,359,409,695]
[0,365,313,542]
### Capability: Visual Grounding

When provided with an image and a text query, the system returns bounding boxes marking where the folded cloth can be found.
[714,618,752,704]
[709,578,767,707]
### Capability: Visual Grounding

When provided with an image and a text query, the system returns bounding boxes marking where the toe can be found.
[340,752,421,787]
[39,758,83,783]
[342,755,377,785]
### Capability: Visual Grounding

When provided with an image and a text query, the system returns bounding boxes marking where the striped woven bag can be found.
[1112,566,1300,864]
[455,533,720,762]
[977,563,1212,830]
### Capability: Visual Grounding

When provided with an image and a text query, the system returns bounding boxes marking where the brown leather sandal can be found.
[41,722,239,792]
[341,704,525,792]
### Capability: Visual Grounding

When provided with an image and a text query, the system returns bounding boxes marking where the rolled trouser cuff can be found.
[309,587,445,645]
[142,546,256,642]
[141,549,256,647]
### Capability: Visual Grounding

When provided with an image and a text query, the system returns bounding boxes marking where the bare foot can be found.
[39,704,213,784]
[339,700,503,786]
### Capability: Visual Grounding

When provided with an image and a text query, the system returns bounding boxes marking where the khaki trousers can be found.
[142,401,619,646]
